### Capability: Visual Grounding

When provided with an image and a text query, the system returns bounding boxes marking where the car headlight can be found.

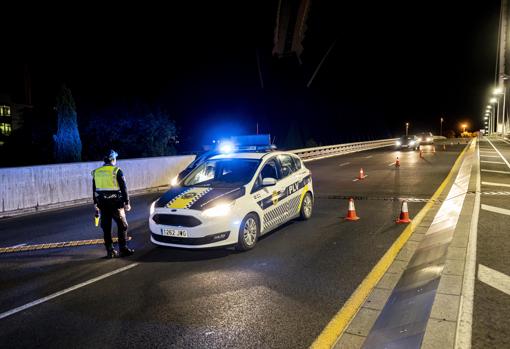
[170,175,179,186]
[396,141,401,146]
[150,201,156,215]
[427,137,432,141]
[202,202,234,218]
[409,141,415,146]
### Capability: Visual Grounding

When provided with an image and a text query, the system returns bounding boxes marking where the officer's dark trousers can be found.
[98,200,128,252]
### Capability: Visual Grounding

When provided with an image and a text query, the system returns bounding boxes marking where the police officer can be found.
[92,150,134,258]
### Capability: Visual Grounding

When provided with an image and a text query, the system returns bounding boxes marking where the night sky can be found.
[1,0,502,151]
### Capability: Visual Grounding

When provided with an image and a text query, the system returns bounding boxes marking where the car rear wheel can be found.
[299,192,313,220]
[236,213,259,251]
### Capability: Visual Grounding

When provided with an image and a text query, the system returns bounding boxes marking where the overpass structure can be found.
[0,136,509,349]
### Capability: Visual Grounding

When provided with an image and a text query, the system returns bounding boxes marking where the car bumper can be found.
[149,210,241,248]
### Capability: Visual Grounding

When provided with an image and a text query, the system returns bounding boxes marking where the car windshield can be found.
[183,158,260,188]
[400,136,414,140]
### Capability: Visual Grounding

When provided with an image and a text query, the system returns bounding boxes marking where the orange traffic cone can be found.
[395,157,400,167]
[358,168,366,180]
[396,200,412,223]
[345,198,360,221]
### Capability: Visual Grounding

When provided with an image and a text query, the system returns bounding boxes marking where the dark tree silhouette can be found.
[53,85,82,162]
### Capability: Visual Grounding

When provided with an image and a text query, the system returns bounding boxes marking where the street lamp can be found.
[462,124,467,133]
[405,122,409,136]
[440,117,444,136]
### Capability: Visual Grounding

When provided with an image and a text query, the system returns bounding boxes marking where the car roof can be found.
[210,151,294,161]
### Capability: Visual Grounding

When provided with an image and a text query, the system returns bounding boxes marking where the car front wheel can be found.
[236,213,259,251]
[299,192,313,220]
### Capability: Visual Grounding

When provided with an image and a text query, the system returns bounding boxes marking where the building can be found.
[0,94,27,146]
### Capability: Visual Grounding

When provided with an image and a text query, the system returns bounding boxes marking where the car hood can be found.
[155,186,246,211]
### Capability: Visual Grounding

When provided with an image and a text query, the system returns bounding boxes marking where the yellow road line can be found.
[310,140,473,349]
[0,236,132,254]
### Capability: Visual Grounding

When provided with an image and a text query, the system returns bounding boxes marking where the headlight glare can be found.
[202,202,234,217]
[396,141,401,146]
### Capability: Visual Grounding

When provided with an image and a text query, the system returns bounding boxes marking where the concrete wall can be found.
[0,155,195,216]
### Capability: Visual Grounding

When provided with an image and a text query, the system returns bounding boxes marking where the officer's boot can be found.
[119,247,134,257]
[105,243,118,258]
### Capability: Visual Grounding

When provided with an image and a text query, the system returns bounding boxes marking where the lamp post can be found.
[440,117,444,137]
[405,122,409,136]
[462,124,467,134]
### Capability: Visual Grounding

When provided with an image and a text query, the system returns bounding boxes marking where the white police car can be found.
[149,136,314,251]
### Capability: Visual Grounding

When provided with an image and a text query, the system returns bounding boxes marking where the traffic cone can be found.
[345,198,360,221]
[396,200,412,223]
[358,168,366,180]
[395,157,400,167]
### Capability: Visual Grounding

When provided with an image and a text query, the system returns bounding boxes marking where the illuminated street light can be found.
[494,87,503,95]
[484,116,488,120]
[487,105,492,109]
[462,124,467,133]
[490,97,498,104]
[405,122,409,136]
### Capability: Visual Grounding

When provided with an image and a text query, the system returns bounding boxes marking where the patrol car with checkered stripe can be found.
[149,136,314,251]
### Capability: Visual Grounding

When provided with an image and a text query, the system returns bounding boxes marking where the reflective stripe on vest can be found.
[93,165,120,191]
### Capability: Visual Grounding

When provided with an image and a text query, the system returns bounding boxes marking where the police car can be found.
[149,135,314,251]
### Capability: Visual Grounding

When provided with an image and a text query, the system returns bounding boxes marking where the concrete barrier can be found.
[0,155,195,217]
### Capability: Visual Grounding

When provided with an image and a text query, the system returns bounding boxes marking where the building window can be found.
[0,123,11,135]
[0,105,11,117]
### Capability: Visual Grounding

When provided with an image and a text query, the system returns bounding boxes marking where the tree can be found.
[53,85,82,162]
[83,103,178,160]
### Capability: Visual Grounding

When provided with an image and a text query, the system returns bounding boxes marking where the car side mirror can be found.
[262,177,277,187]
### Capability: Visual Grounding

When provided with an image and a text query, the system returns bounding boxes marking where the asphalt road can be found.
[0,143,465,349]
[473,138,510,349]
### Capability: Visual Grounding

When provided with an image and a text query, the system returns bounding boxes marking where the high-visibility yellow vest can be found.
[92,165,120,191]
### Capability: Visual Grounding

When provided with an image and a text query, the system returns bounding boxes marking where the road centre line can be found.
[0,263,139,320]
[339,162,350,167]
[481,169,510,174]
[478,264,510,296]
[481,204,510,216]
[481,181,510,188]
[310,140,471,349]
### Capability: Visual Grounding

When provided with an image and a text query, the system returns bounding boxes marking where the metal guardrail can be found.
[290,138,398,161]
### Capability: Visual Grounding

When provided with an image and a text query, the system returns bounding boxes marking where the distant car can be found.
[416,132,434,145]
[395,135,420,150]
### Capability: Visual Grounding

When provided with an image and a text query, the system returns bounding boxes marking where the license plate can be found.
[161,228,188,237]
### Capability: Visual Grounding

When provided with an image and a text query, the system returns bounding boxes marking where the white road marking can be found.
[499,138,510,145]
[481,204,510,216]
[455,142,480,349]
[388,162,396,166]
[482,181,510,188]
[352,175,368,182]
[478,264,510,296]
[486,138,510,169]
[480,155,500,158]
[339,162,350,167]
[0,263,139,320]
[481,169,510,174]
[481,160,506,164]
[364,155,373,159]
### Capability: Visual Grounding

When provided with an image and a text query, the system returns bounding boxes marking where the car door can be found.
[252,156,288,234]
[277,154,306,219]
